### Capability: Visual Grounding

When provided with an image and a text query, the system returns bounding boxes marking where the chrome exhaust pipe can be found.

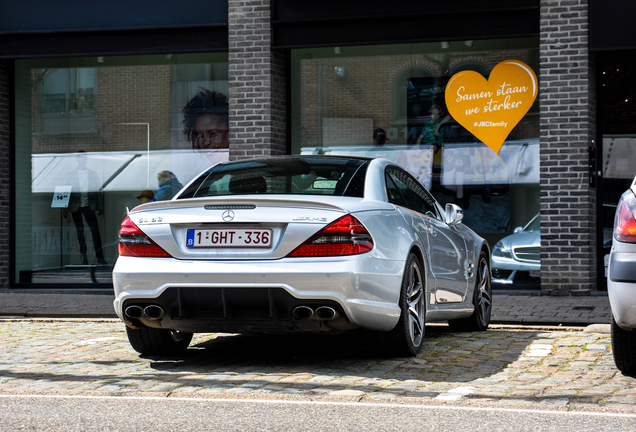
[292,306,314,320]
[125,305,145,319]
[315,306,338,320]
[144,305,165,320]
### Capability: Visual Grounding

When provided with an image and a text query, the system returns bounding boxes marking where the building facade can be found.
[0,0,632,295]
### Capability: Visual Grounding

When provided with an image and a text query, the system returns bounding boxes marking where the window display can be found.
[14,53,229,285]
[601,58,636,280]
[291,39,540,289]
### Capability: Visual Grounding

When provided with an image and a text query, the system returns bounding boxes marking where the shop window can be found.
[449,61,488,77]
[393,66,433,130]
[14,53,229,286]
[291,38,541,291]
[600,59,636,280]
[36,68,97,135]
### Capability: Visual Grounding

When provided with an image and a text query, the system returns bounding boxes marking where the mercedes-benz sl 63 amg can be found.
[113,156,492,357]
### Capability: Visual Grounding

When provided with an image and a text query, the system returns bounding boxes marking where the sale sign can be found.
[444,60,538,154]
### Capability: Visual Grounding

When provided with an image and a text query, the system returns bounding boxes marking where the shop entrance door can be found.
[599,55,636,289]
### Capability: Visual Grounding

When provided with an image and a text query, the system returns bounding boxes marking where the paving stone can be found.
[331,389,366,397]
[540,397,570,405]
[97,384,123,391]
[368,392,399,399]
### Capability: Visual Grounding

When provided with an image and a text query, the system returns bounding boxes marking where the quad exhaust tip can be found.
[125,305,144,319]
[315,306,338,320]
[128,304,334,321]
[124,304,165,320]
[292,306,314,319]
[292,306,339,320]
[144,305,165,320]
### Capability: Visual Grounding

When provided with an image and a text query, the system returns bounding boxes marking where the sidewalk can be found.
[0,289,613,326]
[0,289,116,318]
[492,292,611,326]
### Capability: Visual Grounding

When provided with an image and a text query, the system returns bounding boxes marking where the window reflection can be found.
[291,39,541,290]
[15,54,229,285]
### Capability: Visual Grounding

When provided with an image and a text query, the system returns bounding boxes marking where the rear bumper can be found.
[113,255,403,333]
[608,280,636,330]
[609,252,636,283]
[608,241,636,330]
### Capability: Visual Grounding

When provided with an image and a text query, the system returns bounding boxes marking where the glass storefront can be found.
[600,57,636,279]
[14,53,229,285]
[291,38,541,289]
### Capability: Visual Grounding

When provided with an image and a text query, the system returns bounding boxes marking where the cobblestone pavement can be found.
[0,319,633,413]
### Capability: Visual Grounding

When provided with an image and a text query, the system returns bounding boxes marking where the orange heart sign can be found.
[444,60,538,154]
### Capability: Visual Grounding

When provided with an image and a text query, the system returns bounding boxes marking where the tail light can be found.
[287,214,374,257]
[615,192,636,243]
[118,216,171,257]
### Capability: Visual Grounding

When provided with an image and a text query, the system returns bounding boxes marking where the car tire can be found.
[125,326,193,355]
[448,251,492,332]
[386,253,426,357]
[611,316,636,374]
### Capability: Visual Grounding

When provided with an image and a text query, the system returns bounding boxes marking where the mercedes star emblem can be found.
[222,210,235,222]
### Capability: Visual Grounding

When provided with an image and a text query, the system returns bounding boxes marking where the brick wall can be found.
[228,0,286,160]
[0,61,9,287]
[539,0,596,294]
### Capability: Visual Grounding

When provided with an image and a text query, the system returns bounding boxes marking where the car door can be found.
[386,167,468,303]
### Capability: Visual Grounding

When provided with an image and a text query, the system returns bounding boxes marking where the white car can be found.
[608,175,636,373]
[491,213,541,289]
[113,156,492,357]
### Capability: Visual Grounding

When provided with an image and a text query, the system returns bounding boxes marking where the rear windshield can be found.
[178,157,369,199]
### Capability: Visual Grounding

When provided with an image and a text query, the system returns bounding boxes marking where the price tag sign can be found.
[51,186,72,208]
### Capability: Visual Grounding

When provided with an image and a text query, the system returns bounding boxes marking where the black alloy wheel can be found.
[449,250,492,332]
[386,253,426,356]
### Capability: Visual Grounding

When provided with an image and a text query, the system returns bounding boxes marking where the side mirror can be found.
[445,203,464,225]
[513,226,523,234]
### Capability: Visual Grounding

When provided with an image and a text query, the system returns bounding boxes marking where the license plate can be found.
[186,228,272,248]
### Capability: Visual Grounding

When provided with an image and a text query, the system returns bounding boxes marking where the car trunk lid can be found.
[127,195,390,260]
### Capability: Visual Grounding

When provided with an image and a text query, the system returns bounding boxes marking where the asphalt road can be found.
[1,395,636,431]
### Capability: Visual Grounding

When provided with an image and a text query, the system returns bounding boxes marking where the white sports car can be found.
[491,213,541,289]
[113,156,492,356]
[608,175,636,373]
